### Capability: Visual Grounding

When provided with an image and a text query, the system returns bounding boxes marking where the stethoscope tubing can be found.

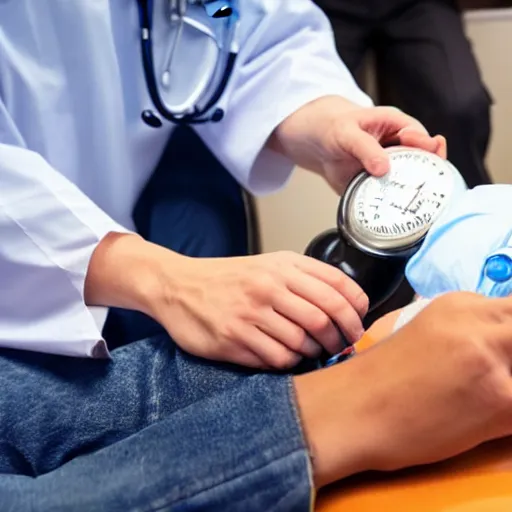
[137,0,238,126]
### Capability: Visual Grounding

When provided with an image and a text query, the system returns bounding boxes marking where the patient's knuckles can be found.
[420,292,500,332]
[426,291,480,317]
[469,375,512,432]
[408,315,498,375]
[458,340,497,378]
[482,298,512,325]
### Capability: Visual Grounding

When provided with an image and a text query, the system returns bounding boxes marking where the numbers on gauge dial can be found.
[352,151,454,239]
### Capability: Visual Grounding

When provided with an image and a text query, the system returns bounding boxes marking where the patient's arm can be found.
[360,298,432,350]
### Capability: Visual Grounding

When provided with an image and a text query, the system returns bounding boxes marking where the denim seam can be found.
[147,337,166,424]
[142,447,310,512]
[286,378,317,512]
[134,375,312,512]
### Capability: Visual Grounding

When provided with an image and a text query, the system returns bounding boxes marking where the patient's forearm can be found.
[294,361,376,488]
[293,293,512,490]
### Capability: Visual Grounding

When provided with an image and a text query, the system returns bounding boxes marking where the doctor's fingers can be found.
[336,108,438,175]
[334,125,443,179]
[358,106,429,137]
[215,344,295,371]
[256,309,323,359]
[396,131,447,160]
[271,292,343,356]
[236,326,304,370]
[333,126,392,177]
[203,321,302,370]
[285,269,365,347]
[222,346,271,370]
[369,107,446,157]
[296,255,369,319]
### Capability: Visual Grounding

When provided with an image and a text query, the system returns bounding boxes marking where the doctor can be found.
[4,2,512,511]
[0,0,444,365]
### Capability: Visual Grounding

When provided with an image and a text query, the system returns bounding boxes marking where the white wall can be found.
[256,8,512,254]
[465,8,512,183]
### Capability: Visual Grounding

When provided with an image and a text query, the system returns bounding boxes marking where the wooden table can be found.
[316,310,512,512]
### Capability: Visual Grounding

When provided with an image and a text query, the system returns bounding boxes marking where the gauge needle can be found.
[404,182,426,213]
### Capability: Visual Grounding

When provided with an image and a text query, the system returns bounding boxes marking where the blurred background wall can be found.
[255,2,512,254]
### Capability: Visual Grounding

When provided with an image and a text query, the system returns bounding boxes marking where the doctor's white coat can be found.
[0,0,371,357]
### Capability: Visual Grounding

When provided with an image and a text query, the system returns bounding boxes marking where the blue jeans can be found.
[0,337,312,511]
[0,128,313,510]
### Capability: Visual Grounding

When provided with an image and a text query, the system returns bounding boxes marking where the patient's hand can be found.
[296,291,512,487]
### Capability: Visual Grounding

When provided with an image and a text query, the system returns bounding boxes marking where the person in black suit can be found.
[315,0,492,190]
[314,0,493,322]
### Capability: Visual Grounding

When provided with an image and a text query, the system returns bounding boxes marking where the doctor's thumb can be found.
[340,129,390,177]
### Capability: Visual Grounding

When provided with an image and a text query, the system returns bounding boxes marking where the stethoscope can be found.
[137,0,239,128]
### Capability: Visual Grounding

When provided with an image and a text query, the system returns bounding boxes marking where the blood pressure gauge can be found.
[306,146,465,323]
[302,146,465,370]
[339,147,461,257]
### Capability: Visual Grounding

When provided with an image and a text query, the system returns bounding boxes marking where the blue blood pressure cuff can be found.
[405,184,512,299]
[476,236,512,297]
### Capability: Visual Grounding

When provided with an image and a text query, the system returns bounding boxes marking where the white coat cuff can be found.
[200,67,372,196]
[250,86,373,195]
[0,145,132,358]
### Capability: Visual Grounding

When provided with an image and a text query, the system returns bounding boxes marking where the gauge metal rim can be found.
[337,171,428,258]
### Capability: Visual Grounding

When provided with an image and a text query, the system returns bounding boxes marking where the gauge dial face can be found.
[343,148,457,253]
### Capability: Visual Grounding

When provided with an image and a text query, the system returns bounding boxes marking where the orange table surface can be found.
[316,310,512,512]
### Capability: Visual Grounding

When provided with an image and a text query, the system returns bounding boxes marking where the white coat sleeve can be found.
[194,0,373,195]
[0,100,129,358]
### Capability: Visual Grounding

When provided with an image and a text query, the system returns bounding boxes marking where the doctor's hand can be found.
[86,233,368,369]
[269,95,447,194]
[150,250,369,369]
